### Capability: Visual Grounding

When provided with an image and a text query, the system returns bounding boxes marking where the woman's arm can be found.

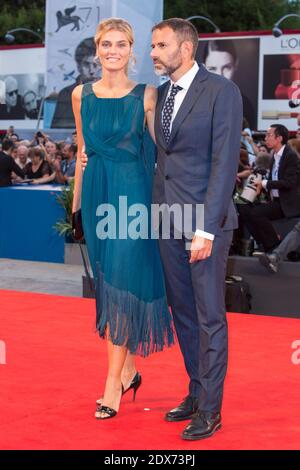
[53,163,66,184]
[71,84,84,213]
[30,161,55,184]
[31,172,56,184]
[144,85,157,143]
[39,141,53,166]
[245,135,259,156]
[237,169,251,179]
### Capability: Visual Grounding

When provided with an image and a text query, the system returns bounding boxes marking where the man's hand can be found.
[81,150,88,169]
[189,235,213,263]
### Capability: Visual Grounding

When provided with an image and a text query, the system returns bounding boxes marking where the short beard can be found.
[153,51,183,78]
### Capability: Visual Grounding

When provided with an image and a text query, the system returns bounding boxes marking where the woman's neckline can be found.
[31,160,43,171]
[91,83,139,100]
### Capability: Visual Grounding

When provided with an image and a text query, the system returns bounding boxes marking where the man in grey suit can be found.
[151,18,242,440]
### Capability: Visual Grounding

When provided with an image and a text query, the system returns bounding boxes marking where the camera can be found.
[240,167,267,203]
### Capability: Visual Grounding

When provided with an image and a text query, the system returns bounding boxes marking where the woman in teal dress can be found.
[72,18,174,419]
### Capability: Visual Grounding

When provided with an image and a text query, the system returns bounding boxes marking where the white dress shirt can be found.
[164,61,199,132]
[262,144,285,198]
[15,157,31,169]
[163,61,214,241]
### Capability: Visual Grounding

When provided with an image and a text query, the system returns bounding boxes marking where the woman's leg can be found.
[96,350,137,404]
[98,339,128,418]
[121,351,137,391]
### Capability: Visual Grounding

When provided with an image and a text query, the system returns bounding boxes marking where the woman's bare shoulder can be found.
[72,84,84,101]
[144,84,157,109]
[145,84,157,98]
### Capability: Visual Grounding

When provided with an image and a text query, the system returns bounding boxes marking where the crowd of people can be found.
[0,125,77,186]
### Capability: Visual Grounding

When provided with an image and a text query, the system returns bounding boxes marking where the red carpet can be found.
[0,289,299,450]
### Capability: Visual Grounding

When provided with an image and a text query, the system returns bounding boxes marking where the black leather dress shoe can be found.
[165,396,199,422]
[181,410,221,440]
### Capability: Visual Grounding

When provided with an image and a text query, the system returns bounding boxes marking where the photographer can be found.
[235,149,271,203]
[238,124,300,254]
[234,150,269,255]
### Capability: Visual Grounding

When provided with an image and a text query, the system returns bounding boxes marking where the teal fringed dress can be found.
[80,82,174,357]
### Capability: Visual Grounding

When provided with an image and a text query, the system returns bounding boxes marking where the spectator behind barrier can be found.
[256,142,270,155]
[241,117,259,166]
[24,147,55,185]
[53,143,77,184]
[15,145,30,169]
[44,140,58,164]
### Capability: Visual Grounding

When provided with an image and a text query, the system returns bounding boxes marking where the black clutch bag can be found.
[72,209,84,241]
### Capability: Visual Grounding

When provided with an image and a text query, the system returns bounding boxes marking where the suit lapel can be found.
[278,145,288,178]
[168,65,208,146]
[155,81,171,148]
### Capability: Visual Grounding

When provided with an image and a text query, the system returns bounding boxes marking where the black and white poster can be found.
[197,37,260,130]
[0,46,45,129]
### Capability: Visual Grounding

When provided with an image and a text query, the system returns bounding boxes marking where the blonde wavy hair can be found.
[94,18,134,48]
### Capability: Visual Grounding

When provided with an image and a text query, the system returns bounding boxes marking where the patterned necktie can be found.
[162,84,183,143]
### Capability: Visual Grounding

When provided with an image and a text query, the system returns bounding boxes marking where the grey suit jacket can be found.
[153,64,243,237]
